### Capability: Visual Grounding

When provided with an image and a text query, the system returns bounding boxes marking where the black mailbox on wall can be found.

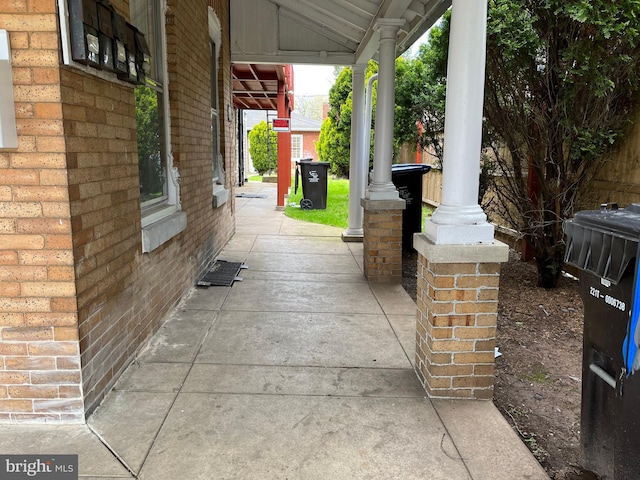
[68,0,101,67]
[135,30,151,83]
[96,0,115,71]
[66,0,149,84]
[120,23,140,83]
[112,12,128,75]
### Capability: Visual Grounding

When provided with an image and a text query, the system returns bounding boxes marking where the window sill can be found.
[213,185,229,208]
[142,210,187,253]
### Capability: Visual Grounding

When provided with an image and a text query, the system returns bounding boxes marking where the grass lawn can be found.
[285,177,433,229]
[285,177,350,228]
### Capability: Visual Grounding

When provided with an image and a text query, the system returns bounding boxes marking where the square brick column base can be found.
[413,233,509,399]
[361,198,406,283]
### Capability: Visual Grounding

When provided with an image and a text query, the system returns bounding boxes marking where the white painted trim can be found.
[0,30,18,149]
[208,7,222,61]
[209,7,226,191]
[212,184,229,208]
[139,0,183,240]
[142,211,187,252]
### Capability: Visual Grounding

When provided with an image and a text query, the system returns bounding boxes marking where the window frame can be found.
[291,134,303,160]
[132,0,184,248]
[209,7,229,208]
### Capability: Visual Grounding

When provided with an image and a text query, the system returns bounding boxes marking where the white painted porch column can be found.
[423,0,494,244]
[343,64,366,240]
[365,18,405,201]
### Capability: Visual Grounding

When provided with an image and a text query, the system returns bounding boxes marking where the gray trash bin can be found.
[564,203,640,479]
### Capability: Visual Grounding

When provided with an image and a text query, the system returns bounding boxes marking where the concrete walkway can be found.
[0,182,548,479]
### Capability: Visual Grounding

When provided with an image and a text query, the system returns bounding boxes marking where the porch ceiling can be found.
[231,0,452,66]
[232,63,283,110]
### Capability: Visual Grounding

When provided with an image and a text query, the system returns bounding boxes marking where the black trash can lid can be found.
[565,204,640,283]
[299,161,330,167]
[391,163,432,175]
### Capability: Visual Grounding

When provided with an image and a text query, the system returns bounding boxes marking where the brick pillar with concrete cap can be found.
[362,19,405,282]
[414,236,508,398]
[414,0,509,397]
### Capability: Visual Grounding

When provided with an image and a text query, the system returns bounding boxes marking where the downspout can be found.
[360,73,378,191]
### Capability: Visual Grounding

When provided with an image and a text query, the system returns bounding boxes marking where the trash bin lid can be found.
[303,161,330,167]
[391,163,432,175]
[565,204,640,283]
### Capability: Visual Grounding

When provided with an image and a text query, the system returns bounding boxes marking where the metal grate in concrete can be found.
[197,260,246,287]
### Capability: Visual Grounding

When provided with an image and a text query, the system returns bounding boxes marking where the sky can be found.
[292,29,432,97]
[293,65,336,96]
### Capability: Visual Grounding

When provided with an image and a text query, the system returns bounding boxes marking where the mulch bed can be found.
[402,249,599,479]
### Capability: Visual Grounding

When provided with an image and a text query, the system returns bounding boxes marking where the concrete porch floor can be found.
[0,182,548,479]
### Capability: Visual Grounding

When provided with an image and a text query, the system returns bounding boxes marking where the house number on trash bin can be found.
[589,286,626,312]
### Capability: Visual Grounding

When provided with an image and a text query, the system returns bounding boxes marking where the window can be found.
[291,134,303,160]
[131,0,186,251]
[211,39,221,183]
[209,7,228,207]
[131,0,168,207]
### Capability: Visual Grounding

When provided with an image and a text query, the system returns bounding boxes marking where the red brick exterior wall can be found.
[0,0,235,423]
[298,131,319,161]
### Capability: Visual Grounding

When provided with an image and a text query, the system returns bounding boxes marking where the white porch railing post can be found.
[365,18,405,201]
[344,64,366,239]
[423,0,494,244]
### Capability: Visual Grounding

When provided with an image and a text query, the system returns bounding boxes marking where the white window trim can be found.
[209,7,229,208]
[138,0,184,250]
[291,134,303,160]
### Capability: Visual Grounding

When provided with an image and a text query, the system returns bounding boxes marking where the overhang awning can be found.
[232,64,281,110]
[232,63,293,111]
[231,0,451,66]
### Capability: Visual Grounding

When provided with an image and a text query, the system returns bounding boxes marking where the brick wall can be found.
[413,239,508,400]
[361,199,405,283]
[301,131,319,160]
[0,0,235,422]
[0,0,82,423]
[72,0,235,414]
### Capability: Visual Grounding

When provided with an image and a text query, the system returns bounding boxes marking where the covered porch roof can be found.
[232,63,290,110]
[230,0,452,66]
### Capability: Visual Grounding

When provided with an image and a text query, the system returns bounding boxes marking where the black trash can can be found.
[564,203,640,480]
[295,160,330,210]
[391,163,432,250]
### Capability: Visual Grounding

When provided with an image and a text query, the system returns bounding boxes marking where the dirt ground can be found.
[402,249,599,480]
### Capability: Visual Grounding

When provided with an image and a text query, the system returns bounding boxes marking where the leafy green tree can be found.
[316,62,378,177]
[484,0,640,288]
[397,3,640,288]
[394,12,450,163]
[248,121,278,175]
[395,12,495,207]
[316,67,354,176]
[135,85,165,202]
